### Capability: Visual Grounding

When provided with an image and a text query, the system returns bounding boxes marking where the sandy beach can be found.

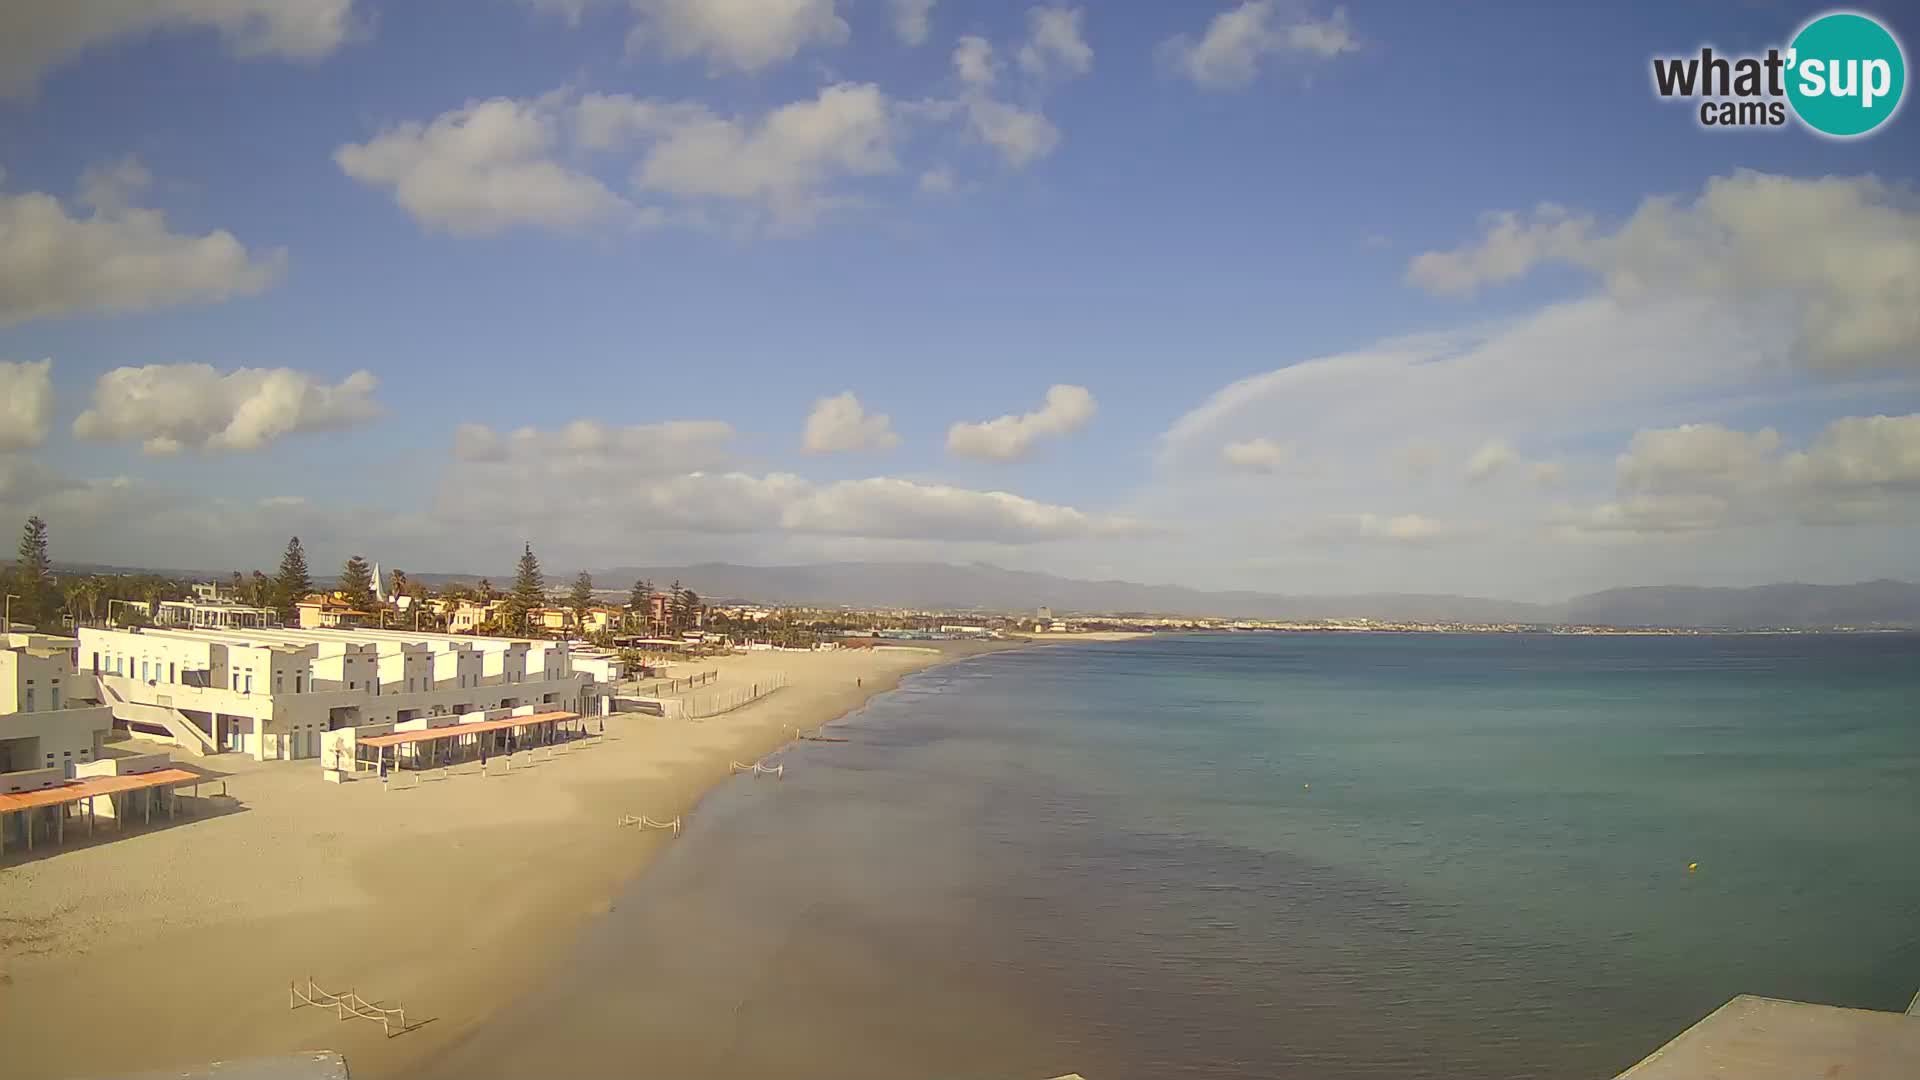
[0,640,1031,1079]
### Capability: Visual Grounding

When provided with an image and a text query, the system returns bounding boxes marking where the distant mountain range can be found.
[576,562,1920,630]
[40,558,1920,629]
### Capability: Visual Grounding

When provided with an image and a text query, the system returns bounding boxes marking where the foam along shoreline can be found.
[0,639,1026,1080]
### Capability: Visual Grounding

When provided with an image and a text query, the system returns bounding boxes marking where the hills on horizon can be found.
[39,558,1920,629]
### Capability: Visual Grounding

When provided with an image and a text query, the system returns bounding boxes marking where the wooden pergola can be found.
[0,768,210,857]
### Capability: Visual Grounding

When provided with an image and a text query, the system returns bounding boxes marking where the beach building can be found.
[156,598,280,631]
[296,595,371,629]
[75,624,595,761]
[1,633,116,791]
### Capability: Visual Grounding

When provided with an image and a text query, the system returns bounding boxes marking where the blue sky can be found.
[1,0,1917,600]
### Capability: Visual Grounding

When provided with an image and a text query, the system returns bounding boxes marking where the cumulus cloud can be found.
[888,0,935,45]
[802,392,899,454]
[0,0,357,99]
[620,82,898,225]
[335,96,635,235]
[1160,1,1358,90]
[1,164,285,327]
[624,0,848,71]
[1408,171,1920,370]
[1555,414,1920,538]
[953,35,997,86]
[1018,6,1092,79]
[1221,437,1292,473]
[72,365,382,454]
[0,359,55,451]
[947,384,1097,461]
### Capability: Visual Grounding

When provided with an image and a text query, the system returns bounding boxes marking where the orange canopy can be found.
[0,768,205,813]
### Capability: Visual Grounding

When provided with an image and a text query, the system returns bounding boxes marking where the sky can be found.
[1,0,1917,601]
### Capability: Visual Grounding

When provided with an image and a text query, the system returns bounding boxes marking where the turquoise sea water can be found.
[436,633,1920,1079]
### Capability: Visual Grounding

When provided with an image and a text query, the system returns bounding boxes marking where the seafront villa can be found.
[75,624,598,761]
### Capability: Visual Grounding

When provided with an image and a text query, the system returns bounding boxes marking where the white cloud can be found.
[1532,461,1566,487]
[953,35,996,86]
[918,166,958,195]
[0,165,284,327]
[1221,437,1291,473]
[624,0,848,71]
[0,0,357,99]
[0,359,55,451]
[335,96,635,235]
[1407,204,1593,295]
[964,98,1061,169]
[452,418,737,471]
[948,384,1097,461]
[802,392,899,454]
[888,0,935,45]
[1465,439,1517,483]
[1018,6,1092,79]
[1616,423,1781,495]
[1409,171,1920,369]
[1161,1,1358,90]
[783,477,1142,542]
[1555,414,1920,538]
[622,82,898,225]
[72,365,382,454]
[1309,512,1465,545]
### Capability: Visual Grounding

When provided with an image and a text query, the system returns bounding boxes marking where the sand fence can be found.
[728,759,784,779]
[288,975,423,1037]
[617,814,682,836]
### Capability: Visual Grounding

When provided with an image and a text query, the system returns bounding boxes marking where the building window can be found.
[349,681,356,690]
[296,674,303,693]
[51,688,60,709]
[24,689,34,711]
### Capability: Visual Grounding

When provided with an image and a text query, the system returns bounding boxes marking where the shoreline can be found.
[0,638,1044,1080]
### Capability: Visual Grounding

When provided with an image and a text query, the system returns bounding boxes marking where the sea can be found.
[432,632,1920,1080]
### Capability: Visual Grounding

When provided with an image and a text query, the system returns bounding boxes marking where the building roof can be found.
[356,711,580,750]
[0,768,207,812]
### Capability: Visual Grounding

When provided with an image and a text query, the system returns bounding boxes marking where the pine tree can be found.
[666,579,684,633]
[273,537,313,622]
[506,543,545,634]
[340,555,377,613]
[11,516,52,627]
[569,571,594,624]
[627,578,651,631]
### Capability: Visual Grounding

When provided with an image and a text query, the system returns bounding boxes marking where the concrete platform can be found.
[1619,994,1920,1079]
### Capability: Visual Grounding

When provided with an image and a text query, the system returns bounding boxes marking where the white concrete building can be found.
[1,633,115,791]
[156,599,280,630]
[77,624,595,762]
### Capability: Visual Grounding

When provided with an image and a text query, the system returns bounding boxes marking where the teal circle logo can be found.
[1786,11,1906,137]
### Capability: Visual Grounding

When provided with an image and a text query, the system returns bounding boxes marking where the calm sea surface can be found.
[435,633,1920,1080]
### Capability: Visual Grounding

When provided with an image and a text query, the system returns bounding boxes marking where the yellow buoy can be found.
[1688,862,1699,873]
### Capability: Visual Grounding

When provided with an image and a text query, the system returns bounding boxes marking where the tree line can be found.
[2,516,706,641]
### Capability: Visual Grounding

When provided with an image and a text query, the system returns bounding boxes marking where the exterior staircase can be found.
[98,679,220,757]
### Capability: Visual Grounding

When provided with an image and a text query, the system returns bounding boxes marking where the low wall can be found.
[74,752,171,778]
[0,766,64,794]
